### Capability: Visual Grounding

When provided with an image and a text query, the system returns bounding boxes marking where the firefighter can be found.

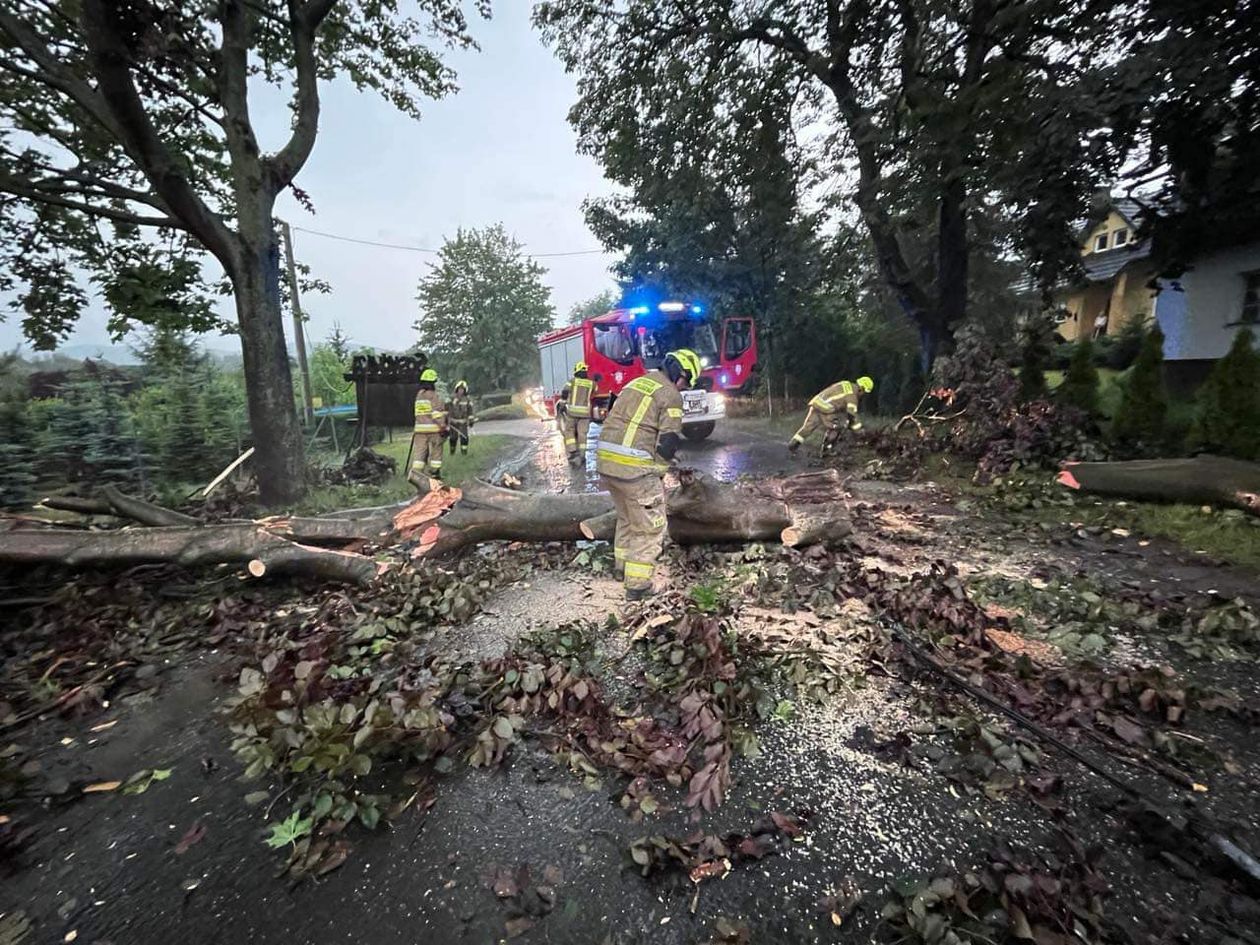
[409,368,447,484]
[788,376,875,456]
[596,348,701,601]
[557,361,595,466]
[447,380,475,456]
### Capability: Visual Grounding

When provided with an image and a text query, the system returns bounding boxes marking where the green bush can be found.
[1058,337,1099,415]
[1111,325,1168,451]
[1190,328,1260,460]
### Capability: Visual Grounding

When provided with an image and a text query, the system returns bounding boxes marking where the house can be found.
[1052,196,1260,382]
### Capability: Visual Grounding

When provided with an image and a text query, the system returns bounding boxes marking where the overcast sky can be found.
[0,3,620,357]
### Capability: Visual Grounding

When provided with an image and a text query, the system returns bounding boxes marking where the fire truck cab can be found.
[537,301,757,441]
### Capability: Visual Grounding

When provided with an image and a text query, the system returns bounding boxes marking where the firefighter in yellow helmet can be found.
[596,348,700,601]
[409,367,447,485]
[789,375,874,457]
[557,360,595,466]
[446,380,474,456]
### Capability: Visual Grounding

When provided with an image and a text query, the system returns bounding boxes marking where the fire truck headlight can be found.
[700,356,710,368]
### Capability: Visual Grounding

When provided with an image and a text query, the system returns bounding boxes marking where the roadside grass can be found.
[297,431,516,515]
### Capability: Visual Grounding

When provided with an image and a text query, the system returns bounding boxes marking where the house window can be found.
[1242,272,1260,325]
[1114,228,1129,247]
[1094,232,1109,252]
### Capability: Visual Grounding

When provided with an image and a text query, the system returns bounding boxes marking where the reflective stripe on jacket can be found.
[566,377,594,418]
[809,380,858,414]
[595,371,683,479]
[414,390,445,433]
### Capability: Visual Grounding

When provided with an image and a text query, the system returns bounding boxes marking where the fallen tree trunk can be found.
[2,471,852,580]
[1058,456,1260,517]
[0,525,379,584]
[402,469,852,557]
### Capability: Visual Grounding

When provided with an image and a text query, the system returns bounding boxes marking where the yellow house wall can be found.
[1053,211,1155,340]
[1081,210,1135,256]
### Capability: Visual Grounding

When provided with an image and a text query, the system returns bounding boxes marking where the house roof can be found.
[1080,237,1151,283]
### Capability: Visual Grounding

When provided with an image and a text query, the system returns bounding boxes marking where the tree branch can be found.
[0,173,180,228]
[267,0,339,188]
[0,12,125,141]
[78,0,238,266]
[218,0,264,181]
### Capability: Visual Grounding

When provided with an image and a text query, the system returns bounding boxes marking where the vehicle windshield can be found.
[636,318,719,368]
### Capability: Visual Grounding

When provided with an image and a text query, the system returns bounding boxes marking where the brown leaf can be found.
[174,821,206,855]
[1111,715,1146,744]
[82,780,122,794]
[316,840,351,876]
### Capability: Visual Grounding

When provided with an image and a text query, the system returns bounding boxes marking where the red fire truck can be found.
[537,301,757,441]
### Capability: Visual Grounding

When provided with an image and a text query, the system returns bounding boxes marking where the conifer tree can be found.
[1191,328,1260,460]
[1112,325,1168,450]
[1058,337,1100,416]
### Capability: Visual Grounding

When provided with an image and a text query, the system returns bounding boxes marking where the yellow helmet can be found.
[665,348,702,387]
[454,379,468,392]
[856,375,874,394]
[574,361,588,374]
[420,368,438,383]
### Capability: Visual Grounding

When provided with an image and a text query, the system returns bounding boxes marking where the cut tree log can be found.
[0,524,379,585]
[1058,456,1260,517]
[405,469,852,557]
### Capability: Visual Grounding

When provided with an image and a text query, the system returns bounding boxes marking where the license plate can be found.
[684,400,705,415]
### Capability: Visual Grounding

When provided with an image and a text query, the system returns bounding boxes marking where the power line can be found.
[290,224,607,258]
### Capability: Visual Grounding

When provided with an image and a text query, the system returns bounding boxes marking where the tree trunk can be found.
[399,471,852,557]
[1058,456,1260,516]
[0,524,378,584]
[232,205,306,506]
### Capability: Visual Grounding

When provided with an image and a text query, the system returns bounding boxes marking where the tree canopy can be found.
[415,225,556,393]
[566,289,620,325]
[0,0,485,502]
[536,0,1122,372]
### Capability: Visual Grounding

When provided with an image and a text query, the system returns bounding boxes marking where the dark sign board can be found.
[343,353,428,431]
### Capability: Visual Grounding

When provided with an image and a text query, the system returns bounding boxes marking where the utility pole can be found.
[278,219,315,425]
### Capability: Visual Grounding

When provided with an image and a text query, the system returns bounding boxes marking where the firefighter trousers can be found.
[563,416,590,457]
[448,422,470,455]
[601,474,667,592]
[790,407,841,447]
[410,432,445,478]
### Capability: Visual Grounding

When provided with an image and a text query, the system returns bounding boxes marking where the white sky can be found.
[0,3,621,356]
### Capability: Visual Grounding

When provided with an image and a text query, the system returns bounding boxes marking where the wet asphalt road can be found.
[477,417,796,492]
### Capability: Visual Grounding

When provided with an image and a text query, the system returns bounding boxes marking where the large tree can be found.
[0,1,484,503]
[1106,0,1260,273]
[414,225,555,393]
[536,0,1119,372]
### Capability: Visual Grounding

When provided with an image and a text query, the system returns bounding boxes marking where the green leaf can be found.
[264,810,312,849]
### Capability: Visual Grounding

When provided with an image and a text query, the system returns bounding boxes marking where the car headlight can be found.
[711,394,725,409]
[700,356,710,368]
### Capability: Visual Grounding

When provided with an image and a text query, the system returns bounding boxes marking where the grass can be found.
[1121,503,1260,571]
[297,431,517,515]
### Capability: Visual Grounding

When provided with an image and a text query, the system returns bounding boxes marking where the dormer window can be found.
[1094,233,1109,252]
[1114,228,1129,247]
